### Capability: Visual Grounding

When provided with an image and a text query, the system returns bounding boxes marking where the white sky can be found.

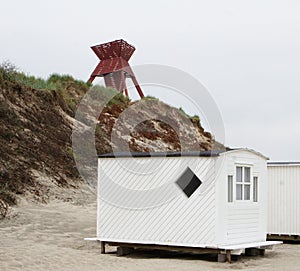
[1,0,300,161]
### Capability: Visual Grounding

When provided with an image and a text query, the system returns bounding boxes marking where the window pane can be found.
[253,177,258,202]
[244,184,250,200]
[236,167,243,182]
[228,176,233,202]
[244,167,250,182]
[236,184,243,200]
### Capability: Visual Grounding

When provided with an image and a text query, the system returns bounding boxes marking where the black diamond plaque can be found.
[176,167,202,198]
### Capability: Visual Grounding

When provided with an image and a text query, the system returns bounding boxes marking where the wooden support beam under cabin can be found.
[100,241,105,254]
[226,250,232,263]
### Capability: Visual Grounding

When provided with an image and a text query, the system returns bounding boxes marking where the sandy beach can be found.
[0,185,299,271]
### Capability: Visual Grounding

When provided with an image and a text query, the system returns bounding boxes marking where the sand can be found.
[0,186,299,271]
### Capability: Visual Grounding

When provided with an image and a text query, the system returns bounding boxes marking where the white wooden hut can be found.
[88,148,280,261]
[267,162,300,240]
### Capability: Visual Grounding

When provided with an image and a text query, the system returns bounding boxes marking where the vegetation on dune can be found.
[0,61,92,114]
[0,61,200,121]
[0,61,89,91]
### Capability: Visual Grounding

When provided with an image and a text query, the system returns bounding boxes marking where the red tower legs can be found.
[88,39,144,98]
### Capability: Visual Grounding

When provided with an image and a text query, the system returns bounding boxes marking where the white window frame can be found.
[235,166,252,201]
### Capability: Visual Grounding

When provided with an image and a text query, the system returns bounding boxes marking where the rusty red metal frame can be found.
[88,39,144,98]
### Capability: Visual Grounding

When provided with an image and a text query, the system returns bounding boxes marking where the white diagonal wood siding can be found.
[97,156,218,247]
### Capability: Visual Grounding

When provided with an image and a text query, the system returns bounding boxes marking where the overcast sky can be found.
[1,0,300,161]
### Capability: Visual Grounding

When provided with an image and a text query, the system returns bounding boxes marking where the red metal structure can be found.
[88,39,144,98]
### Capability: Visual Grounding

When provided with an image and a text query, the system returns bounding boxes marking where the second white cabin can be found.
[267,162,300,240]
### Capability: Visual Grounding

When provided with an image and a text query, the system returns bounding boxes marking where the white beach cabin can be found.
[267,162,300,240]
[89,148,280,261]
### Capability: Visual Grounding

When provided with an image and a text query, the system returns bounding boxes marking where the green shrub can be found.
[0,61,18,83]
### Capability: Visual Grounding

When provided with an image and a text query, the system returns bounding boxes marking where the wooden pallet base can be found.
[103,241,234,262]
[86,239,281,263]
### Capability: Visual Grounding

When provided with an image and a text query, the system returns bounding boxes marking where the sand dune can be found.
[0,186,299,271]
